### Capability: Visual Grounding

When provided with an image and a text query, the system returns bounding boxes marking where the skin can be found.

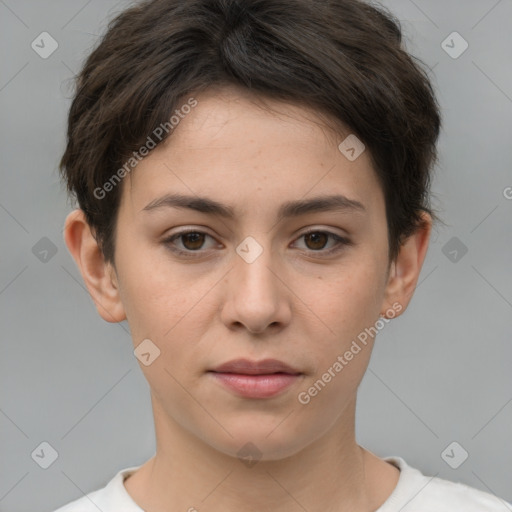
[64,85,431,512]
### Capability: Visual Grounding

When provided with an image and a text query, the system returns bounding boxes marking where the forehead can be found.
[123,86,383,218]
[168,85,349,150]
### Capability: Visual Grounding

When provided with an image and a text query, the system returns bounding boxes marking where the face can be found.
[96,86,413,461]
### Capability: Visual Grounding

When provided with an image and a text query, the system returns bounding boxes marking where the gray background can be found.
[1,0,511,511]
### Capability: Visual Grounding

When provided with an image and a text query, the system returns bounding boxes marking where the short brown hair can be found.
[60,0,442,265]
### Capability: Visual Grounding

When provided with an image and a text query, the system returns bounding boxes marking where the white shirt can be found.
[53,456,512,511]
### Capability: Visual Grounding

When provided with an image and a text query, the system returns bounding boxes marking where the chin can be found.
[199,420,313,463]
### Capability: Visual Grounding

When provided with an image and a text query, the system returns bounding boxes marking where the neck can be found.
[124,395,398,512]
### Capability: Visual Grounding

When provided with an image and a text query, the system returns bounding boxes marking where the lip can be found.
[208,358,302,399]
[210,358,301,375]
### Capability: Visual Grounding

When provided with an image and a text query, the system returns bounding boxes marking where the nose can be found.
[220,238,292,335]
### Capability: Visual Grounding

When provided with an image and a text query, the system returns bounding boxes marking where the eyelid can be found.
[296,226,350,239]
[292,228,352,253]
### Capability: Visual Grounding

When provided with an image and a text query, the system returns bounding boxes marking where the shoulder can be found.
[380,456,512,512]
[52,488,106,512]
[51,466,142,512]
[421,476,512,511]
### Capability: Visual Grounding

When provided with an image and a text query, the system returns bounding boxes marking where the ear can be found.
[63,209,126,323]
[380,211,432,318]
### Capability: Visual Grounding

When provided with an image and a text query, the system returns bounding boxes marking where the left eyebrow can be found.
[141,193,366,218]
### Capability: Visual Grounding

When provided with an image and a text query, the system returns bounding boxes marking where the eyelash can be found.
[162,228,352,258]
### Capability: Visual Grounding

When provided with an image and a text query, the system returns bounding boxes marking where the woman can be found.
[55,0,511,510]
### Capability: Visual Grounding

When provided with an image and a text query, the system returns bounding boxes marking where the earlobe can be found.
[63,209,126,323]
[381,212,432,318]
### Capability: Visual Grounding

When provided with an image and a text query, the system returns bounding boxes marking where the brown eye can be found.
[180,232,206,250]
[293,230,352,256]
[304,232,329,250]
[163,229,218,257]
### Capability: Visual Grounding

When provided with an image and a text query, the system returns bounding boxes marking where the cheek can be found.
[115,244,219,373]
[295,272,382,418]
[114,241,183,339]
[312,261,385,341]
[294,259,386,399]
